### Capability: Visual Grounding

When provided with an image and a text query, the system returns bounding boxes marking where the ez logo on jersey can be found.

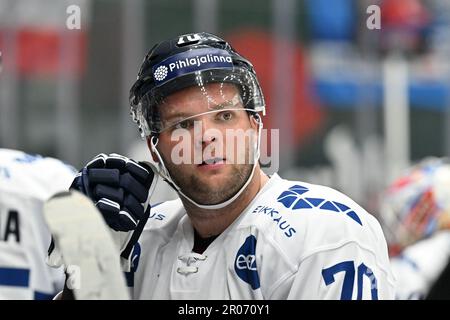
[236,254,257,271]
[234,235,260,290]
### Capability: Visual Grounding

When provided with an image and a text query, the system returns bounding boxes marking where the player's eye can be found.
[174,120,193,130]
[217,111,233,121]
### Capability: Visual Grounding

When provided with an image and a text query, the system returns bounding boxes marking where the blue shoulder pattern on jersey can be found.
[277,184,362,226]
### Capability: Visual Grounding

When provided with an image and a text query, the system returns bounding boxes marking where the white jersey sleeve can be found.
[257,181,395,299]
[0,149,76,299]
[271,241,393,299]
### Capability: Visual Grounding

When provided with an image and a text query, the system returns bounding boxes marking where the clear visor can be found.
[134,67,265,135]
[158,95,253,133]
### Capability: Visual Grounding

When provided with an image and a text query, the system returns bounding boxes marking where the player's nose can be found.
[199,118,219,145]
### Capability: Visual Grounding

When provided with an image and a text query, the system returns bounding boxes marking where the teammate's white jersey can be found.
[0,149,76,299]
[129,174,396,299]
[390,231,450,300]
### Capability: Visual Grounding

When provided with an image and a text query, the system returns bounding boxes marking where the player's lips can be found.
[197,157,226,170]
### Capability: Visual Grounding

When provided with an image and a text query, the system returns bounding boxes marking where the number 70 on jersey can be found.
[322,261,378,300]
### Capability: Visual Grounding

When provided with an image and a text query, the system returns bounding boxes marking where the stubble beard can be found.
[166,161,253,205]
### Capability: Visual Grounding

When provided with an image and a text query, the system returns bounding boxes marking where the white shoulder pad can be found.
[245,176,389,269]
[0,148,76,201]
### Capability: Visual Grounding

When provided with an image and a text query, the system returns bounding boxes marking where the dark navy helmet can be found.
[129,32,265,136]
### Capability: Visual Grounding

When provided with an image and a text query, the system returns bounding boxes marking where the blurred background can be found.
[1,0,450,214]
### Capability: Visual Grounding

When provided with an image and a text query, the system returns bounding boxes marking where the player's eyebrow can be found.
[164,112,191,122]
[213,99,237,109]
[163,99,238,122]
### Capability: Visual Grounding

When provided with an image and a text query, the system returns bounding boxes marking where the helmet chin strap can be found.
[149,114,263,210]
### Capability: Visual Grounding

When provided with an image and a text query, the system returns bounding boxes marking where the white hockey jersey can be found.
[129,173,396,299]
[0,149,76,299]
[390,231,450,300]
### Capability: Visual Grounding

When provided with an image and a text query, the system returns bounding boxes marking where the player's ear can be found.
[146,136,160,163]
[249,113,260,130]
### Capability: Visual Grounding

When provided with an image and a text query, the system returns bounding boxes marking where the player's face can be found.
[151,83,258,205]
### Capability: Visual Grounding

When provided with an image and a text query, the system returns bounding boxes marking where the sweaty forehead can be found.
[159,83,240,119]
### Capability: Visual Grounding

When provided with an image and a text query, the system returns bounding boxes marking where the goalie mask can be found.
[379,157,450,255]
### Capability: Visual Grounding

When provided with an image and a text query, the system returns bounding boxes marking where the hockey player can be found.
[379,157,450,299]
[50,32,395,299]
[0,148,76,299]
